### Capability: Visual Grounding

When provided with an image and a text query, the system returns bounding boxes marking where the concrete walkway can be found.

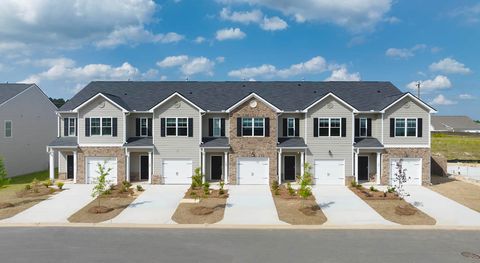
[219,185,286,225]
[313,186,396,226]
[2,184,94,224]
[109,185,189,224]
[404,186,480,226]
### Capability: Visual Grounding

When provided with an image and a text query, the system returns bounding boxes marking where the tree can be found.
[91,162,112,207]
[298,162,313,205]
[391,159,410,198]
[0,157,10,188]
[49,98,67,108]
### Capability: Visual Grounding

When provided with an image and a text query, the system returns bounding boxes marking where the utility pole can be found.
[416,81,421,99]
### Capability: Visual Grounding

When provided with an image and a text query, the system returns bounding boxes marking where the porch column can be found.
[49,149,55,181]
[300,150,305,178]
[148,151,152,184]
[376,152,381,185]
[126,151,130,182]
[354,150,359,182]
[201,149,206,183]
[224,151,228,184]
[277,148,282,184]
[73,150,77,183]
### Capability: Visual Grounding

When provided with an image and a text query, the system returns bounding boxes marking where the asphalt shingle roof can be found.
[277,137,308,148]
[431,116,480,131]
[60,81,406,112]
[354,138,384,148]
[48,137,78,147]
[124,137,153,147]
[201,137,229,148]
[0,84,33,106]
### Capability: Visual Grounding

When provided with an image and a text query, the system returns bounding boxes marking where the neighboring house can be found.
[431,115,480,133]
[0,84,58,177]
[47,81,436,186]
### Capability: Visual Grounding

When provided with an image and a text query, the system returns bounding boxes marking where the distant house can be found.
[0,84,58,177]
[431,115,480,133]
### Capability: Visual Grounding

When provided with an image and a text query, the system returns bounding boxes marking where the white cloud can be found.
[216,56,226,63]
[228,64,277,78]
[429,58,471,74]
[156,55,215,76]
[219,8,288,31]
[385,44,427,59]
[406,75,452,91]
[325,66,361,81]
[218,0,392,32]
[459,94,475,100]
[95,26,184,48]
[215,27,246,41]
[260,16,288,31]
[194,36,206,44]
[450,3,480,24]
[429,94,457,106]
[277,56,327,78]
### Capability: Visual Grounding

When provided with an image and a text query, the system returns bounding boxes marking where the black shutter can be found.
[75,119,77,136]
[148,118,152,136]
[417,118,423,137]
[295,118,300,137]
[161,118,165,137]
[367,118,372,137]
[221,118,225,136]
[208,118,213,137]
[265,118,270,137]
[64,118,68,136]
[390,118,395,137]
[85,118,90,137]
[188,118,193,137]
[341,118,347,137]
[237,118,242,137]
[313,118,318,137]
[354,118,359,137]
[112,118,118,137]
[136,118,140,136]
[283,118,287,136]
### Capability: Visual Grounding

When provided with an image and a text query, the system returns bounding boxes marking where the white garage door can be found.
[163,159,193,184]
[237,158,269,185]
[314,160,345,185]
[390,158,422,186]
[86,157,117,184]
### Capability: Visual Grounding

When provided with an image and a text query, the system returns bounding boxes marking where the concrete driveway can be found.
[219,185,286,225]
[313,186,396,226]
[108,185,189,224]
[404,186,480,226]
[1,184,94,224]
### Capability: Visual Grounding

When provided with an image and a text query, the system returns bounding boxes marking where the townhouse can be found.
[47,81,436,186]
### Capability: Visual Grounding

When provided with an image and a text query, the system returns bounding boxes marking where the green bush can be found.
[203,181,210,195]
[136,185,144,192]
[298,163,313,200]
[369,186,378,192]
[271,180,279,192]
[43,179,53,188]
[122,181,132,188]
[24,184,31,191]
[191,168,203,188]
[287,182,295,196]
[350,180,358,188]
[56,182,64,190]
[387,186,396,193]
[219,181,225,195]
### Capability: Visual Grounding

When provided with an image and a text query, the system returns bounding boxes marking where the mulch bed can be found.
[184,187,229,199]
[271,185,327,225]
[68,184,141,223]
[349,186,436,225]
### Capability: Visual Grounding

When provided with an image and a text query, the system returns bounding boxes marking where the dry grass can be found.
[429,175,480,213]
[171,198,227,224]
[432,133,480,160]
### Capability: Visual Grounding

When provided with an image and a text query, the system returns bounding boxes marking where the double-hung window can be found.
[102,118,112,135]
[68,118,76,136]
[177,118,188,136]
[242,117,264,136]
[212,118,222,137]
[287,118,295,137]
[90,117,112,136]
[166,118,188,136]
[4,120,12,138]
[318,118,341,137]
[395,118,417,137]
[140,118,148,137]
[359,118,367,137]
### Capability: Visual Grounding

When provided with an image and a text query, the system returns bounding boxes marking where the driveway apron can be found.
[219,185,286,225]
[404,186,480,226]
[109,185,189,224]
[313,186,396,226]
[1,184,94,224]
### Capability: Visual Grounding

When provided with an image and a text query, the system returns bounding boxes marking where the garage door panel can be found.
[314,160,345,185]
[390,158,422,186]
[238,158,269,185]
[86,157,118,184]
[163,159,193,185]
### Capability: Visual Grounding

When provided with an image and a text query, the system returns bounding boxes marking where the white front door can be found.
[390,158,422,186]
[163,159,193,184]
[86,157,118,184]
[314,160,345,185]
[237,157,269,185]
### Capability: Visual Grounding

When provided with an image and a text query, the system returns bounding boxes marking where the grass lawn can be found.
[431,133,480,160]
[1,170,55,193]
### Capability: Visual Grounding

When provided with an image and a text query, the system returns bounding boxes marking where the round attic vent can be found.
[403,102,411,109]
[174,101,181,108]
[327,102,334,109]
[99,102,105,108]
[249,100,257,108]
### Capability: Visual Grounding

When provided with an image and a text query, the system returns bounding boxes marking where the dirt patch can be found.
[350,186,436,225]
[0,202,14,209]
[172,198,226,224]
[184,187,229,199]
[271,185,326,225]
[428,176,480,213]
[88,206,114,214]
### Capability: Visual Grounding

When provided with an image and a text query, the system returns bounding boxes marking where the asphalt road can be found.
[1,227,480,263]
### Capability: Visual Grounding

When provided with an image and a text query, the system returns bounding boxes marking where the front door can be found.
[284,156,296,181]
[67,155,74,179]
[140,156,149,180]
[211,156,223,181]
[358,156,369,181]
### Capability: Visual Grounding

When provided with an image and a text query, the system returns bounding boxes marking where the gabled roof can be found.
[381,92,437,113]
[59,81,413,112]
[0,83,34,106]
[72,93,129,112]
[431,116,480,131]
[226,93,281,113]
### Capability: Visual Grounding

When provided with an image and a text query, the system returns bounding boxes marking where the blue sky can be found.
[0,0,478,118]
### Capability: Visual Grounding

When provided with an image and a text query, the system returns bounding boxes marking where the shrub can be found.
[43,179,53,188]
[56,182,64,190]
[219,181,225,195]
[122,181,132,188]
[298,163,313,201]
[92,162,112,206]
[350,180,358,188]
[136,185,144,192]
[0,157,10,188]
[119,184,128,193]
[387,186,396,193]
[31,178,40,189]
[191,168,203,189]
[203,181,210,195]
[369,186,378,192]
[271,180,279,192]
[24,184,31,191]
[287,182,295,196]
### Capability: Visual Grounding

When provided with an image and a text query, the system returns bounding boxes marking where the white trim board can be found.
[72,93,129,113]
[226,93,282,113]
[149,92,205,113]
[303,92,358,113]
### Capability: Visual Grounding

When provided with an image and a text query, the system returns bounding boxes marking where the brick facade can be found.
[381,148,431,186]
[76,147,126,184]
[228,98,278,184]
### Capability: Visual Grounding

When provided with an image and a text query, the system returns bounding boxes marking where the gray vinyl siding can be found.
[126,113,154,138]
[153,95,200,177]
[202,113,229,137]
[59,113,78,137]
[0,86,57,177]
[78,96,125,145]
[355,113,382,140]
[383,97,430,146]
[305,96,353,178]
[278,113,304,138]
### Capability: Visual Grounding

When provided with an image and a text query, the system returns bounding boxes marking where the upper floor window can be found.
[90,117,112,136]
[395,118,416,137]
[140,118,148,137]
[213,118,222,137]
[318,118,341,137]
[166,117,188,136]
[4,120,12,138]
[242,117,264,136]
[287,118,295,137]
[359,118,367,137]
[136,117,152,137]
[68,118,76,136]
